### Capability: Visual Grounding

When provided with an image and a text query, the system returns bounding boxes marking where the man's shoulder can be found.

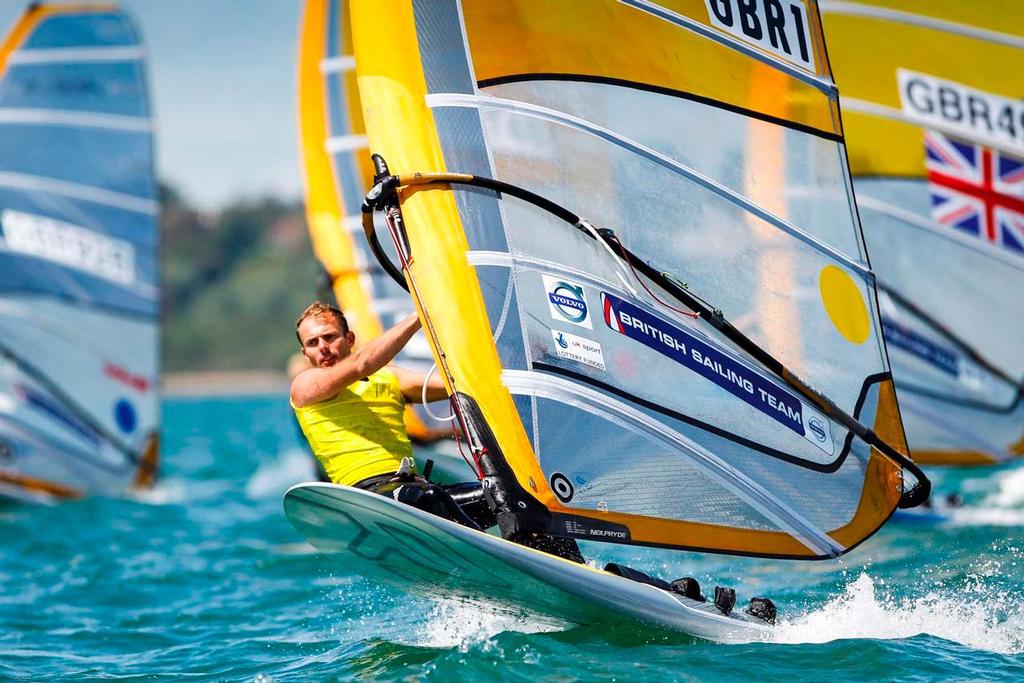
[290,366,336,409]
[288,372,305,408]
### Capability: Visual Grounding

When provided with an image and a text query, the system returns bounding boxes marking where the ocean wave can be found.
[985,467,1024,508]
[245,448,318,499]
[774,572,1024,654]
[948,467,1024,527]
[129,477,189,505]
[411,598,568,650]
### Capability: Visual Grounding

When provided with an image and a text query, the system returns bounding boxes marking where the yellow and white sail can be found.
[297,0,444,440]
[351,0,923,559]
[822,1,1024,466]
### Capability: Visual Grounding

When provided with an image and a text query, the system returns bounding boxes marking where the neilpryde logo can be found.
[542,274,592,329]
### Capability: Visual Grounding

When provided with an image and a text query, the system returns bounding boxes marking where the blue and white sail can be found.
[0,4,158,501]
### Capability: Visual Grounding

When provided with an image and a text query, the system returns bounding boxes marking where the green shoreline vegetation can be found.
[161,183,321,374]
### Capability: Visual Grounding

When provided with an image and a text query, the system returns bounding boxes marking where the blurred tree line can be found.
[160,183,322,372]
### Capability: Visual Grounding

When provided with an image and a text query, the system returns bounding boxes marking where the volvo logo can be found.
[807,416,827,443]
[548,282,588,323]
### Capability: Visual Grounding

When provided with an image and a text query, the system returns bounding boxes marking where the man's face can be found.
[298,315,355,368]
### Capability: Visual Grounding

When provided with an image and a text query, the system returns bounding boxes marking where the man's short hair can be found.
[296,302,349,343]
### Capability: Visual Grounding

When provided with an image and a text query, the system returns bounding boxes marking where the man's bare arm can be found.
[290,313,421,407]
[409,424,460,444]
[390,364,449,404]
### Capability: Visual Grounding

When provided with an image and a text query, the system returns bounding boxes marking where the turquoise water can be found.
[2,395,1023,681]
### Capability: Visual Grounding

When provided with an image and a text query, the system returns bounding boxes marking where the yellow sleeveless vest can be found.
[291,367,413,486]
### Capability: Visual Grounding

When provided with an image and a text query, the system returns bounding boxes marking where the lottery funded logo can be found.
[550,328,605,371]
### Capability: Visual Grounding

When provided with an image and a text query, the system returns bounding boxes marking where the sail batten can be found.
[899,397,1013,464]
[839,96,1024,159]
[819,2,1024,48]
[6,46,145,64]
[0,109,151,130]
[320,55,355,73]
[857,196,1024,261]
[0,171,157,213]
[324,134,367,153]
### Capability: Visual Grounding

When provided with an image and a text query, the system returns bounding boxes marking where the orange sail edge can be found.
[0,471,83,501]
[402,405,435,442]
[552,379,909,559]
[0,3,121,80]
[296,0,380,339]
[131,430,160,489]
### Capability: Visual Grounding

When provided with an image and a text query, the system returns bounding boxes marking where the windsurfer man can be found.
[290,302,492,529]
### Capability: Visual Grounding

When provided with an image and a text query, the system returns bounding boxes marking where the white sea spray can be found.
[773,571,1024,654]
[411,598,567,650]
[245,447,319,499]
[947,467,1024,527]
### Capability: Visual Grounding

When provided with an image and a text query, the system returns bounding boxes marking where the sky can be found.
[0,0,304,211]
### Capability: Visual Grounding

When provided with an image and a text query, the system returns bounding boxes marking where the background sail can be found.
[821,1,1024,465]
[297,0,443,439]
[0,4,158,500]
[353,0,908,558]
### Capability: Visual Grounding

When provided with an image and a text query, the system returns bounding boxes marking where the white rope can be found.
[577,219,639,296]
[421,363,456,422]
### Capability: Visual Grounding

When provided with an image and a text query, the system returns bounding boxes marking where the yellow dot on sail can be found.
[819,265,869,345]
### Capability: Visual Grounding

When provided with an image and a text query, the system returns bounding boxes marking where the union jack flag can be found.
[926,131,1024,255]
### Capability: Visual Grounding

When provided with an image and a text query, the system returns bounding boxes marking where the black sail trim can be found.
[894,380,1023,414]
[531,365,899,560]
[477,72,843,143]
